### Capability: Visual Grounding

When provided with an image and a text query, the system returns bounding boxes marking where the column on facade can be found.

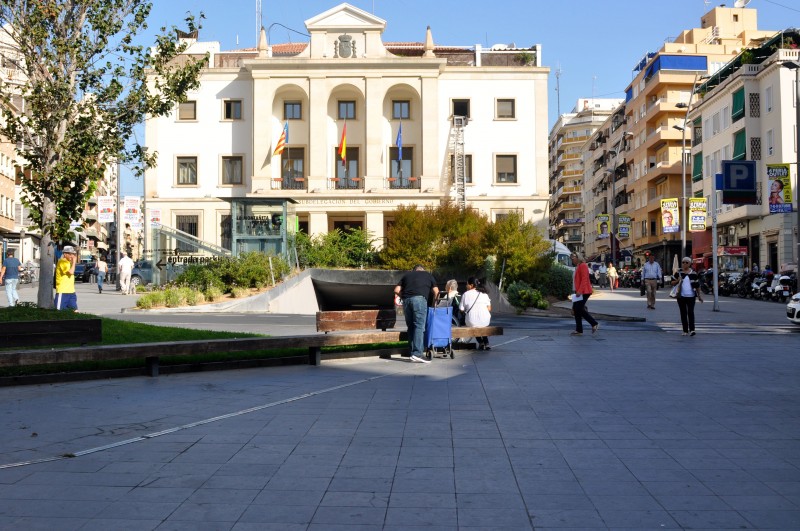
[364,75,384,192]
[420,75,440,190]
[252,75,277,192]
[308,75,329,188]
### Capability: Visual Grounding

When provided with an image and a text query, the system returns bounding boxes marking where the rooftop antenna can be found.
[256,0,262,46]
[554,63,562,115]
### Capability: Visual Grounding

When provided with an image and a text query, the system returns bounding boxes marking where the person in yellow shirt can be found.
[55,245,78,310]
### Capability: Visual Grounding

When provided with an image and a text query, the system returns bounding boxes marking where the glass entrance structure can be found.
[228,198,297,256]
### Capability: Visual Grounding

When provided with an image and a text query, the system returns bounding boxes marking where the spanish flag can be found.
[273,122,288,156]
[338,122,347,163]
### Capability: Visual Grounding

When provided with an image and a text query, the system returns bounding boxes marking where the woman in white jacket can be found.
[460,276,492,350]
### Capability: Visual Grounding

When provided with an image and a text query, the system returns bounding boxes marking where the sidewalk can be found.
[0,288,798,529]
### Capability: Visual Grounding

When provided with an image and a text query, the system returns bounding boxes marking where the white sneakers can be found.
[410,355,431,364]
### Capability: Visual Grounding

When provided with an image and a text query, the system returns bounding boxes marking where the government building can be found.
[144,3,550,260]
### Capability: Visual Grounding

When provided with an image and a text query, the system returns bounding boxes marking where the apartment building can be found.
[623,5,775,267]
[548,98,621,256]
[144,3,550,263]
[689,30,800,272]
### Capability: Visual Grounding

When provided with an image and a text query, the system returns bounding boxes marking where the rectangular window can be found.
[222,156,243,185]
[731,87,745,122]
[280,147,305,190]
[766,129,774,156]
[177,156,197,185]
[721,105,730,130]
[284,101,301,120]
[178,101,196,120]
[220,214,231,251]
[223,100,242,120]
[392,100,409,120]
[711,112,720,135]
[176,215,198,252]
[335,146,360,188]
[692,152,703,182]
[450,154,473,184]
[733,128,746,160]
[496,99,515,119]
[453,99,470,118]
[765,86,773,113]
[389,146,413,183]
[495,155,517,183]
[338,101,355,120]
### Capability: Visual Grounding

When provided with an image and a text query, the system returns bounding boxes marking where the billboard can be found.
[688,198,707,232]
[767,163,793,214]
[660,198,679,233]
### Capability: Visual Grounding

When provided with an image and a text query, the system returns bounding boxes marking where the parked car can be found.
[73,261,94,283]
[130,260,153,287]
[786,292,800,325]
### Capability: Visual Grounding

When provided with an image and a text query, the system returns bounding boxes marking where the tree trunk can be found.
[36,197,57,309]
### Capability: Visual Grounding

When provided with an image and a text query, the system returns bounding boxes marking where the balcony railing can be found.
[387,176,420,190]
[271,177,308,191]
[332,176,364,190]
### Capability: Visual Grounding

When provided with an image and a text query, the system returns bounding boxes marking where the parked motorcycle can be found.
[19,267,33,284]
[774,272,795,302]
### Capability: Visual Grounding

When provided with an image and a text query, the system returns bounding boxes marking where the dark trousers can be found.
[677,295,696,333]
[572,292,598,333]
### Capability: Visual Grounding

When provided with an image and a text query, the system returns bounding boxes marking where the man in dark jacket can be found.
[394,265,439,363]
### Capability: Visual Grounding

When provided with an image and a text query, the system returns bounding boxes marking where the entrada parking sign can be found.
[721,160,757,204]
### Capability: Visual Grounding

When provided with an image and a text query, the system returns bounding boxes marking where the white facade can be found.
[144,3,550,259]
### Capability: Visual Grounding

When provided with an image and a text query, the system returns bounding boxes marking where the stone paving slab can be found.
[0,318,799,530]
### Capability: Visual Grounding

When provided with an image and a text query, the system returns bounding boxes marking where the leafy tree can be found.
[483,211,550,286]
[295,228,378,268]
[0,1,205,307]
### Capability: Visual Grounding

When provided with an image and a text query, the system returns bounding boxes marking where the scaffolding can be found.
[451,115,468,210]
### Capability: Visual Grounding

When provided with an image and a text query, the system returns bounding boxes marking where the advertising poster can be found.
[150,208,161,228]
[660,198,679,233]
[123,196,141,225]
[595,213,610,239]
[689,198,707,232]
[98,196,115,223]
[767,164,793,214]
[617,215,631,238]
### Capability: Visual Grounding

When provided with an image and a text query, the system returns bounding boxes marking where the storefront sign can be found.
[718,246,748,256]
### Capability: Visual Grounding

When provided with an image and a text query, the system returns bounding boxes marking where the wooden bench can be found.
[0,326,503,377]
[0,319,102,348]
[316,309,397,332]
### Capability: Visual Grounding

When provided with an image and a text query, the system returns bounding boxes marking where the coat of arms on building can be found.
[334,34,356,58]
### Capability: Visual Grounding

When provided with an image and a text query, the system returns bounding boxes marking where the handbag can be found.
[669,284,679,298]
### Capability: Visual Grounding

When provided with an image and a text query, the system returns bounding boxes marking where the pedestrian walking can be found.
[118,252,134,294]
[607,262,618,292]
[642,253,662,309]
[570,252,599,336]
[598,262,608,288]
[95,255,108,294]
[54,245,78,311]
[671,257,704,336]
[1,249,22,306]
[394,264,439,363]
[460,277,492,350]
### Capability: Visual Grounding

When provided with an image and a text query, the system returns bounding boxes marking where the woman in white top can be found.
[95,255,109,294]
[460,276,492,350]
[670,257,704,336]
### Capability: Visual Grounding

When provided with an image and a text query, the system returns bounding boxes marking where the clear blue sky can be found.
[122,0,797,194]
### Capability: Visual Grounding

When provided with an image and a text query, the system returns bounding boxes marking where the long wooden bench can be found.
[0,326,503,377]
[316,309,397,332]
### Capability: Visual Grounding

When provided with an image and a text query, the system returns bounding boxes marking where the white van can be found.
[545,240,575,271]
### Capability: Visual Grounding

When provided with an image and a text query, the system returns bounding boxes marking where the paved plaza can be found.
[0,282,799,529]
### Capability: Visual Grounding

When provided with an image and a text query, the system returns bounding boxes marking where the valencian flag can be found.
[338,122,347,163]
[396,121,403,160]
[273,122,288,156]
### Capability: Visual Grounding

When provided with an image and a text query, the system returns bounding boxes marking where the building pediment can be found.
[304,3,386,33]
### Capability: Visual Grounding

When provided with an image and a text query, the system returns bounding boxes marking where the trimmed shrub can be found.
[231,286,250,299]
[506,281,548,313]
[537,264,573,300]
[163,288,185,308]
[136,291,165,309]
[204,285,224,302]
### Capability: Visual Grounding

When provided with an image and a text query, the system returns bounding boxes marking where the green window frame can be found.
[731,88,745,122]
[733,129,746,160]
[692,152,703,182]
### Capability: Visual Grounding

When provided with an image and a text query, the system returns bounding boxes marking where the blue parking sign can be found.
[721,160,757,204]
